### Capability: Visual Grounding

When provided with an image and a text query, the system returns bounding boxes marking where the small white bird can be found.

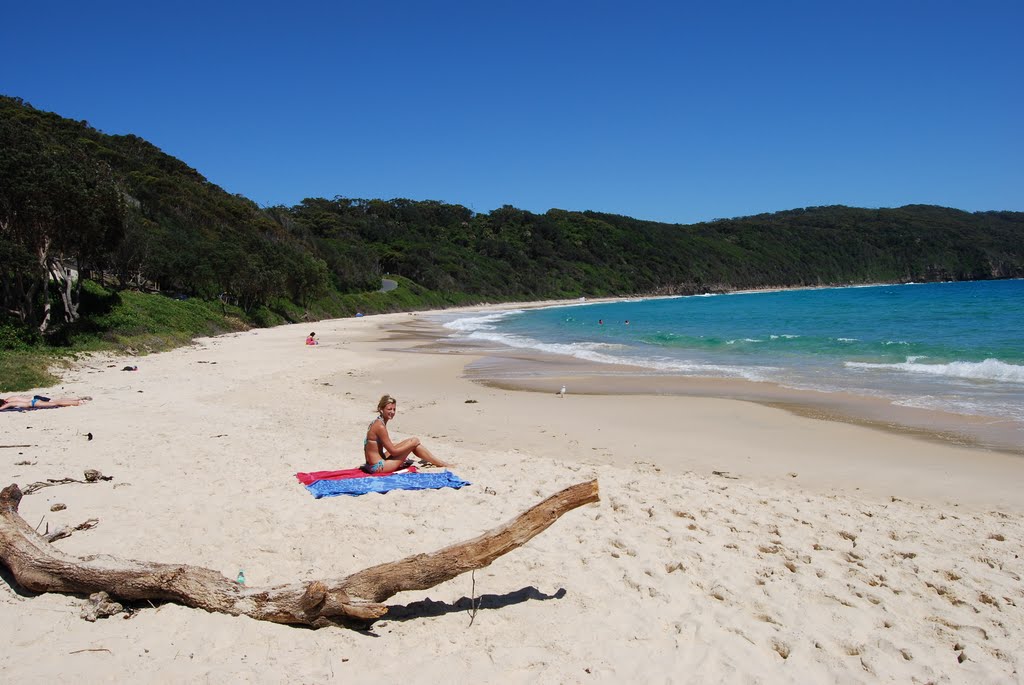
[558,385,567,398]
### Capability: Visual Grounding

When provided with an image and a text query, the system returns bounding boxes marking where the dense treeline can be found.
[295,200,1024,299]
[0,96,338,333]
[3,94,1024,344]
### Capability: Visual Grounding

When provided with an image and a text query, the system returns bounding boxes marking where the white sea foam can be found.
[894,396,1024,423]
[442,310,520,332]
[845,358,1024,384]
[445,314,770,382]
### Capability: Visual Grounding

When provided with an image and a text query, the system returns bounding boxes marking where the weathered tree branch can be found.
[43,518,99,543]
[0,479,598,628]
[22,470,112,495]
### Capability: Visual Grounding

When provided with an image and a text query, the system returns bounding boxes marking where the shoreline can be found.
[3,305,1023,682]
[470,363,1024,457]
[373,311,1024,512]
[411,293,1024,458]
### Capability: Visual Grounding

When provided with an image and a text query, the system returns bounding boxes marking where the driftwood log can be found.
[0,479,599,628]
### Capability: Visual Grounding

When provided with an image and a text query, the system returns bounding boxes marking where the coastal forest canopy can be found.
[3,94,1024,342]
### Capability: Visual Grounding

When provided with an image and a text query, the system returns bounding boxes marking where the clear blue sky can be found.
[3,1,1021,225]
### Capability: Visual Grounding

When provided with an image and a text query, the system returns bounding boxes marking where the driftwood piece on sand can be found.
[43,518,100,543]
[22,469,113,495]
[0,479,599,628]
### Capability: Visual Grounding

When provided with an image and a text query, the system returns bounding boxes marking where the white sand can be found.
[2,307,1023,683]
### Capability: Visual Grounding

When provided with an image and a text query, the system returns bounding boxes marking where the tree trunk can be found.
[36,235,52,334]
[0,479,599,629]
[47,255,80,325]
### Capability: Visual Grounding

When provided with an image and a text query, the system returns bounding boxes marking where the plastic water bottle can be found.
[236,570,246,585]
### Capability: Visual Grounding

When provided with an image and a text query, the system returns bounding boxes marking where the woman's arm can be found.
[373,423,419,458]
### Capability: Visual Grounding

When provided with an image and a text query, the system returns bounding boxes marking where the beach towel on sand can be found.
[303,470,471,498]
[294,466,418,486]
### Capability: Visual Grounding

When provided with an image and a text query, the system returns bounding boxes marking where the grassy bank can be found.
[0,276,481,392]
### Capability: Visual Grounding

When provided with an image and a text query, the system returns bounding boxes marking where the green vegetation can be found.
[2,94,1023,391]
[0,350,59,391]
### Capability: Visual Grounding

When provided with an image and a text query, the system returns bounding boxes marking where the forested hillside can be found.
[3,94,1024,344]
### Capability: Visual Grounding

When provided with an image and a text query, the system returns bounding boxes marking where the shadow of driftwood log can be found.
[385,586,567,622]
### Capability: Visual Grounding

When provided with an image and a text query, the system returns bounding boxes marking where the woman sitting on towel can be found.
[363,394,449,472]
[0,395,91,410]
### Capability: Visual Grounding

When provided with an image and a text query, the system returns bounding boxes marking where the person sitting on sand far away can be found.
[306,332,318,345]
[363,394,450,472]
[0,395,91,411]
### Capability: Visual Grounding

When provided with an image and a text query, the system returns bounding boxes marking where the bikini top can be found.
[363,416,383,446]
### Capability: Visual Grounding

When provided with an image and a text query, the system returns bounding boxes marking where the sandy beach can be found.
[2,305,1023,683]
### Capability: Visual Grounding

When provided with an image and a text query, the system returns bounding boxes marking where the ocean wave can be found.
[442,310,521,332]
[726,335,799,344]
[844,358,1024,384]
[456,328,771,381]
[893,396,1024,422]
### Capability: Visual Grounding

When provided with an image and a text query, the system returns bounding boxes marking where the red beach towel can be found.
[295,466,418,486]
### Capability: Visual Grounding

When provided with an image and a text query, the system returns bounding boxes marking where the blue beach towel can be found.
[305,470,471,498]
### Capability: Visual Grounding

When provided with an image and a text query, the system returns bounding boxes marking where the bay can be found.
[436,280,1024,450]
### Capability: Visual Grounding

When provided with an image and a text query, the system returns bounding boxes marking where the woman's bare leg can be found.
[389,437,450,467]
[412,443,450,467]
[38,397,88,408]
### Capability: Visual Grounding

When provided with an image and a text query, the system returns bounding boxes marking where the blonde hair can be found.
[376,394,397,414]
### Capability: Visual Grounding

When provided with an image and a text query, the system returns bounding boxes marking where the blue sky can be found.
[3,1,1021,224]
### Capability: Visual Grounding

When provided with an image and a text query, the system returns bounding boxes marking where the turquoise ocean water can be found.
[439,280,1024,432]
